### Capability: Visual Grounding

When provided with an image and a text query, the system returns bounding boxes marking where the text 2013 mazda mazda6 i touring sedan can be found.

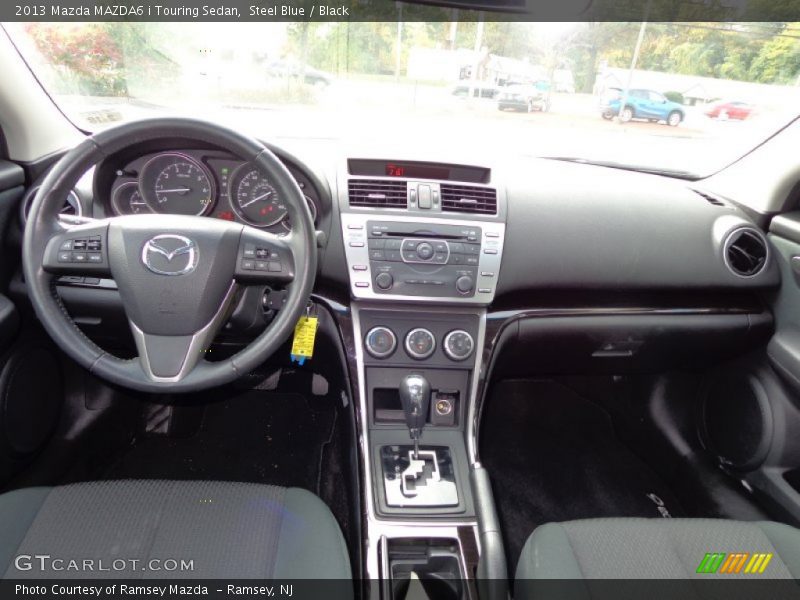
[1,5,800,600]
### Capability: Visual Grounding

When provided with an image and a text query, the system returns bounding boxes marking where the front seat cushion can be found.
[516,518,800,581]
[0,480,351,579]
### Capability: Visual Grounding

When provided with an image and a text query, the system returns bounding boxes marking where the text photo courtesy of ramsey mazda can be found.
[2,1,800,599]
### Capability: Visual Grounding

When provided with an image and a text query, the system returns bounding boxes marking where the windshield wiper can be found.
[541,156,700,180]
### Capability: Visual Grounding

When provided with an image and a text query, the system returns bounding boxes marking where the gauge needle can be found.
[240,190,273,208]
[158,187,191,194]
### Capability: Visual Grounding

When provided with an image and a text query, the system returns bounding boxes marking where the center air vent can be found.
[441,184,497,215]
[348,179,408,208]
[724,227,768,277]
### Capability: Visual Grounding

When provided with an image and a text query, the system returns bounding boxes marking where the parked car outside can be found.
[601,87,685,126]
[497,84,550,112]
[704,100,754,120]
[266,60,334,87]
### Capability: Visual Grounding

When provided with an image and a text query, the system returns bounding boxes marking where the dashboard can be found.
[103,149,321,234]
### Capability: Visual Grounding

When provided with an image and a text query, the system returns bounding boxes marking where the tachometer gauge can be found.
[140,153,215,216]
[231,165,287,227]
[111,182,150,215]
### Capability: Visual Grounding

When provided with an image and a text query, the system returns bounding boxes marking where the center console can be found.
[338,159,508,599]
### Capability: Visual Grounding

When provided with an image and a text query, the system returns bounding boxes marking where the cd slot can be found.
[381,232,465,241]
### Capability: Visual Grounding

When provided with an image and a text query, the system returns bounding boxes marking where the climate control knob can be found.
[416,242,434,260]
[375,272,394,290]
[455,275,474,294]
[443,330,475,361]
[365,326,397,359]
[405,328,436,360]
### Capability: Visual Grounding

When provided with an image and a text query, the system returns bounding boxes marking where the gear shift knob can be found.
[399,374,431,443]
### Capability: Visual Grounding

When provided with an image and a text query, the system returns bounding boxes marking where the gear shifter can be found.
[399,374,431,459]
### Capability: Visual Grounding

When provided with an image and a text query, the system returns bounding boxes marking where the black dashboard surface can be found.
[15,139,780,308]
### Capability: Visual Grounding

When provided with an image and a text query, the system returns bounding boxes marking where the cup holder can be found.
[387,538,465,600]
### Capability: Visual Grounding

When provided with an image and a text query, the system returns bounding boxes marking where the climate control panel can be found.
[341,213,505,304]
[364,324,475,363]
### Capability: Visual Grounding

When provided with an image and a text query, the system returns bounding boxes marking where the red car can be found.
[705,101,754,120]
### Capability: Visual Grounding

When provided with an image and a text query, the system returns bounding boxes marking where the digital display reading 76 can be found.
[385,162,449,180]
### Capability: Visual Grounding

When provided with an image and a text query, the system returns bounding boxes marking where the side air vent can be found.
[724,227,768,277]
[20,186,82,224]
[348,179,408,208]
[440,184,497,215]
[693,189,728,207]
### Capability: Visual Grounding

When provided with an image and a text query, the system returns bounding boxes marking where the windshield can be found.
[4,21,800,177]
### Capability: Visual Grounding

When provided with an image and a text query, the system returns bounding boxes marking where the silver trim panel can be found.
[341,212,505,305]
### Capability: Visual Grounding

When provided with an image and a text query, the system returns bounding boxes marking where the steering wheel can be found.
[22,118,317,393]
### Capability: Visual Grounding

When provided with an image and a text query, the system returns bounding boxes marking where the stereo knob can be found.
[416,242,434,260]
[455,275,474,294]
[365,326,397,358]
[375,272,394,290]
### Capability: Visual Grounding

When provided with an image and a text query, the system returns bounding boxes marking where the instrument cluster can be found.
[107,150,320,233]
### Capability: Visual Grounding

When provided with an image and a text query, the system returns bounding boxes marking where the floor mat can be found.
[98,391,336,493]
[480,379,686,575]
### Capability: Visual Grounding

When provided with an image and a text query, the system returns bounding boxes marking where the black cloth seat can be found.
[0,480,351,580]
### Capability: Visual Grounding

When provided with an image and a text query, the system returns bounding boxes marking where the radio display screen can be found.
[385,162,449,180]
[348,159,490,184]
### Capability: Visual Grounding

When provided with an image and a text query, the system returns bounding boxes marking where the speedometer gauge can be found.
[140,153,215,216]
[231,165,288,227]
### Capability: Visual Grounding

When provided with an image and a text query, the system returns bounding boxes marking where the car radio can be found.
[341,214,505,303]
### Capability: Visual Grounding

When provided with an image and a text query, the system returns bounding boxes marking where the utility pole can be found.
[395,5,403,82]
[617,0,652,122]
[467,17,485,100]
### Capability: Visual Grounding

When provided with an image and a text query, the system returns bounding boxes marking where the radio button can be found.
[434,252,448,264]
[433,241,448,253]
[385,250,402,262]
[456,275,474,294]
[402,239,419,250]
[450,254,464,265]
[375,272,394,290]
[385,239,402,250]
[484,249,498,255]
[416,242,434,260]
[449,242,464,254]
[368,239,386,249]
[465,256,479,266]
[370,250,386,260]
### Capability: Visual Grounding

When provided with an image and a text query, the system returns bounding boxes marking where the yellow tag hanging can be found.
[290,316,318,365]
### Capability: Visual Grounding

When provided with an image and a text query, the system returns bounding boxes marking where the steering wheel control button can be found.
[405,328,436,360]
[365,326,397,359]
[443,330,475,361]
[241,259,255,270]
[57,251,72,262]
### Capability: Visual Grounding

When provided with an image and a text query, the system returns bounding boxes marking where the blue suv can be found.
[601,88,685,126]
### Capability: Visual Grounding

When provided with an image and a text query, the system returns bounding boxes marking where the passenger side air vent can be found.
[348,179,408,208]
[440,184,497,215]
[724,227,768,277]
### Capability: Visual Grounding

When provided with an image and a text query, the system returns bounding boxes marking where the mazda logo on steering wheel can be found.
[141,234,198,276]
